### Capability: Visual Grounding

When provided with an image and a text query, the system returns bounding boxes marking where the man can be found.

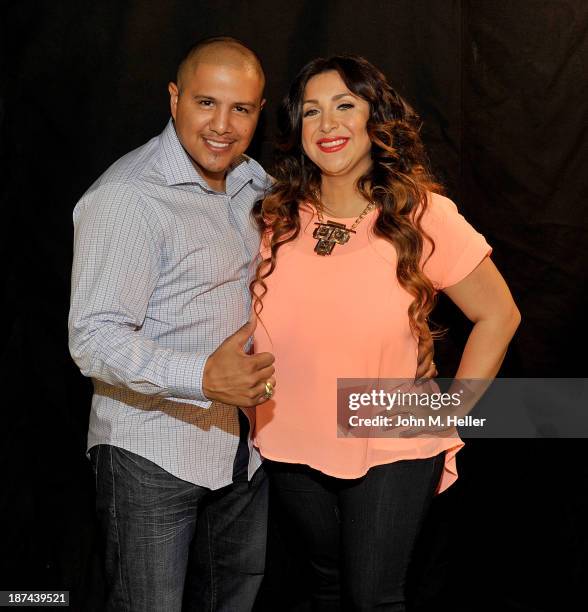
[70,37,273,611]
[69,36,435,611]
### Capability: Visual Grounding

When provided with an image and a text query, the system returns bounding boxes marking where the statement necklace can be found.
[312,200,375,255]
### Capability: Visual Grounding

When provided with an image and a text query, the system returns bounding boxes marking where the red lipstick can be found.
[316,137,349,153]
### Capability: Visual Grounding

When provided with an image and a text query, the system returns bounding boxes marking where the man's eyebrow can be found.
[302,92,354,104]
[192,95,257,107]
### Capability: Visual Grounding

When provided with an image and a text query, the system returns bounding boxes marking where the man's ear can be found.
[168,82,179,120]
[260,98,266,112]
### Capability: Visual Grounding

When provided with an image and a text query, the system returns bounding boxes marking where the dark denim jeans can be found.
[89,444,268,612]
[266,453,445,611]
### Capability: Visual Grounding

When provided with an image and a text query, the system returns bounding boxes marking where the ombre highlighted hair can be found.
[251,55,444,339]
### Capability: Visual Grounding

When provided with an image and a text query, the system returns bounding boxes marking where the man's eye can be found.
[235,106,249,113]
[303,108,318,118]
[199,100,214,107]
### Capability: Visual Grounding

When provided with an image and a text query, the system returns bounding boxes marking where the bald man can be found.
[69,37,272,611]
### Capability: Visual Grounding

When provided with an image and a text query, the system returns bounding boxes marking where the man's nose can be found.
[209,107,232,135]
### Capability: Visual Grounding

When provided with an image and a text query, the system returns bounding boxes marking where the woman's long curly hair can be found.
[251,55,443,339]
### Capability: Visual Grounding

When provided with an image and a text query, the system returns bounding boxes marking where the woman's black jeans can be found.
[266,453,445,611]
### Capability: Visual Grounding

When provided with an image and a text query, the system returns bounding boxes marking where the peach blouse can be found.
[252,192,492,493]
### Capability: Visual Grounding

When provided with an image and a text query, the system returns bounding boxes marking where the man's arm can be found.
[68,183,211,405]
[69,183,276,407]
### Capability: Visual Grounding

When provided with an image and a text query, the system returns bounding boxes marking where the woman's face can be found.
[301,70,372,181]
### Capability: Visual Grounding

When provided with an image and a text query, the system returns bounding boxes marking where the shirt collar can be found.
[159,119,268,197]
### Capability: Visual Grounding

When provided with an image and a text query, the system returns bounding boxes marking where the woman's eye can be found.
[338,103,354,110]
[303,108,319,118]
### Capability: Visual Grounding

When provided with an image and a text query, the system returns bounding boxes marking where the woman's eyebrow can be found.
[302,92,353,104]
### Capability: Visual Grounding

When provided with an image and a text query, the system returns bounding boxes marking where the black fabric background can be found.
[1,1,587,610]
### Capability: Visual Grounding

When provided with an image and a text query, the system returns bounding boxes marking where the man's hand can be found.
[202,317,276,407]
[415,329,437,380]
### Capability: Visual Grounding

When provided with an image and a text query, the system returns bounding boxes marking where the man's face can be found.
[168,61,265,190]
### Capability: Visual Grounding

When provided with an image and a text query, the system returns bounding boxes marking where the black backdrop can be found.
[1,1,587,610]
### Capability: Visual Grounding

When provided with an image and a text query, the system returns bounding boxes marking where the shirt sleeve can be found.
[68,182,211,406]
[420,192,492,290]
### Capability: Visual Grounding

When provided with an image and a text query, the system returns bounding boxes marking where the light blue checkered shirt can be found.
[69,120,269,489]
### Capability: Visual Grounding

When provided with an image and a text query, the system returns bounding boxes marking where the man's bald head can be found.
[168,36,266,191]
[176,36,265,92]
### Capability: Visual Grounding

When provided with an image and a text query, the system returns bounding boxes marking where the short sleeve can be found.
[420,193,492,290]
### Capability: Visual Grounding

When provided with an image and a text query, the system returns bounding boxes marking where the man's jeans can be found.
[89,444,268,611]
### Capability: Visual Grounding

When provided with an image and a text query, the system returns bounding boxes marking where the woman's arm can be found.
[443,256,521,378]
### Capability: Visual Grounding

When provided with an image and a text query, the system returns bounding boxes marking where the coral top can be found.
[253,192,492,493]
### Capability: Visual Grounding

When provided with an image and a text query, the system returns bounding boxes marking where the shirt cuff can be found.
[442,238,492,290]
[166,351,212,408]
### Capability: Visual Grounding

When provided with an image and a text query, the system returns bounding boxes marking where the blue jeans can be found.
[89,444,268,611]
[266,454,445,611]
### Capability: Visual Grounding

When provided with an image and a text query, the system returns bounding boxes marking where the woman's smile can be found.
[316,136,350,153]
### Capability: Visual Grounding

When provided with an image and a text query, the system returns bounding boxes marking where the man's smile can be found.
[203,137,234,151]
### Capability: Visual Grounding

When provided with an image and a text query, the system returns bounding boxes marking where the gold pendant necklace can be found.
[313,200,375,255]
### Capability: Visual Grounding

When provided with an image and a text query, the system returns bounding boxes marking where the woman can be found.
[251,55,520,610]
